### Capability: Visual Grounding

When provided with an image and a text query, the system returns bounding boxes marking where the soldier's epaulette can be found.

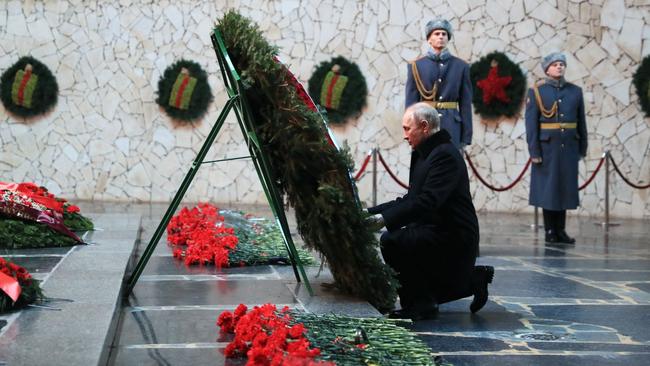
[409,56,426,64]
[534,79,547,87]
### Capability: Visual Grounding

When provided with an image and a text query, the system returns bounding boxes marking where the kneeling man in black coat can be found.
[367,102,494,320]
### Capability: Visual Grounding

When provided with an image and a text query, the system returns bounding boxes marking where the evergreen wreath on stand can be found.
[217,11,398,311]
[632,55,650,117]
[308,56,368,125]
[156,59,214,123]
[0,56,58,119]
[470,51,526,120]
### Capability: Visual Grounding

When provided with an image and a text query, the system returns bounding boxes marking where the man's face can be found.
[403,112,429,148]
[427,29,448,51]
[546,61,565,79]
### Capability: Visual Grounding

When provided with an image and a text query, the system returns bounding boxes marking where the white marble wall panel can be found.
[0,0,649,218]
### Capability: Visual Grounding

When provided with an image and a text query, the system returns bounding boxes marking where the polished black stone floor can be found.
[95,203,649,366]
[416,213,650,366]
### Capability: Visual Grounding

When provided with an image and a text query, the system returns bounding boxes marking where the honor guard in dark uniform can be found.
[366,103,493,320]
[525,52,588,244]
[405,19,473,149]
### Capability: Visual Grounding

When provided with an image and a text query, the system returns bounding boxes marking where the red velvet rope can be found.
[578,155,606,191]
[608,154,650,189]
[353,151,373,181]
[464,152,531,192]
[376,151,410,189]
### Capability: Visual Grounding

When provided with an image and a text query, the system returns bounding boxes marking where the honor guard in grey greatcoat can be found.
[525,52,588,244]
[405,18,473,149]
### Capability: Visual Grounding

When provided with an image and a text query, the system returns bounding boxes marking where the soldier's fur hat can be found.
[541,52,566,72]
[425,19,452,40]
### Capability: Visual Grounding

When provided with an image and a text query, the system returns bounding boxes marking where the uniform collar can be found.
[415,129,451,157]
[426,48,451,62]
[544,76,566,88]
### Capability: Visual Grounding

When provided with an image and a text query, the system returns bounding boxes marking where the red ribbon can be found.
[325,74,340,108]
[17,69,32,106]
[175,74,190,108]
[0,271,21,302]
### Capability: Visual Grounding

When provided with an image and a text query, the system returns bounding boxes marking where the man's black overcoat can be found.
[369,129,479,304]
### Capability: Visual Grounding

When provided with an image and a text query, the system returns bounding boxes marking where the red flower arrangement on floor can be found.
[167,203,239,267]
[217,303,334,366]
[0,257,43,312]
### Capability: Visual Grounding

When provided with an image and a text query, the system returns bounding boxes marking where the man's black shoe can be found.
[557,230,576,244]
[388,302,438,320]
[470,265,494,313]
[545,230,558,243]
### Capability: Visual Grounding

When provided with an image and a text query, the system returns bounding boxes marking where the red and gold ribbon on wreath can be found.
[11,64,38,108]
[168,67,197,110]
[0,185,82,243]
[320,65,349,110]
[0,182,65,213]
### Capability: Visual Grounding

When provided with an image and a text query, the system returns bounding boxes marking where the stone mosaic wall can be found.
[0,0,649,218]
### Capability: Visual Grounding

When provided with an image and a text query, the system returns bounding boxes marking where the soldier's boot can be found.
[543,209,559,243]
[556,210,575,244]
[470,266,494,313]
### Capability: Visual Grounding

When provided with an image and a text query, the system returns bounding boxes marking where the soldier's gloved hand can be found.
[458,143,466,152]
[532,157,542,164]
[365,213,385,231]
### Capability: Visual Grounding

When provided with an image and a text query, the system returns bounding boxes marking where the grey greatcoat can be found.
[405,51,473,148]
[525,78,588,210]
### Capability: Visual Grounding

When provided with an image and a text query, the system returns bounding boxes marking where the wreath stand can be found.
[125,29,313,295]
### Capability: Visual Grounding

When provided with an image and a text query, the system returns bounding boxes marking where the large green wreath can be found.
[308,56,367,124]
[217,11,398,311]
[0,56,58,119]
[470,51,526,119]
[632,55,650,117]
[156,59,213,123]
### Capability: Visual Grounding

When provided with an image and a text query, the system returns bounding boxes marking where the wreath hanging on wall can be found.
[156,59,213,123]
[632,55,650,117]
[0,56,59,119]
[470,51,526,120]
[307,56,367,125]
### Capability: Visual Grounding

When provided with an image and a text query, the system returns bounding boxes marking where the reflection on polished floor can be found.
[1,202,648,365]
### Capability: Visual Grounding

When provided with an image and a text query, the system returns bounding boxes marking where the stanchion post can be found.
[594,151,619,229]
[605,151,610,229]
[372,148,378,207]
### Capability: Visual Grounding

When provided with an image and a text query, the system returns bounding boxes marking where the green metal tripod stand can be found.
[125,28,312,296]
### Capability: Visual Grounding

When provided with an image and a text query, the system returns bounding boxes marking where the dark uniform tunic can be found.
[525,78,588,210]
[405,51,473,148]
[368,130,479,307]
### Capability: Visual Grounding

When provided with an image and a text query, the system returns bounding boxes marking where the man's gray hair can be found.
[407,102,440,133]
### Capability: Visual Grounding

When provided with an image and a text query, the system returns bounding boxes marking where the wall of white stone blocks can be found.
[0,0,648,218]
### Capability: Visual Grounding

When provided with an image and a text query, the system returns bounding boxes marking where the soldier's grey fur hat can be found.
[541,52,566,72]
[425,19,452,40]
